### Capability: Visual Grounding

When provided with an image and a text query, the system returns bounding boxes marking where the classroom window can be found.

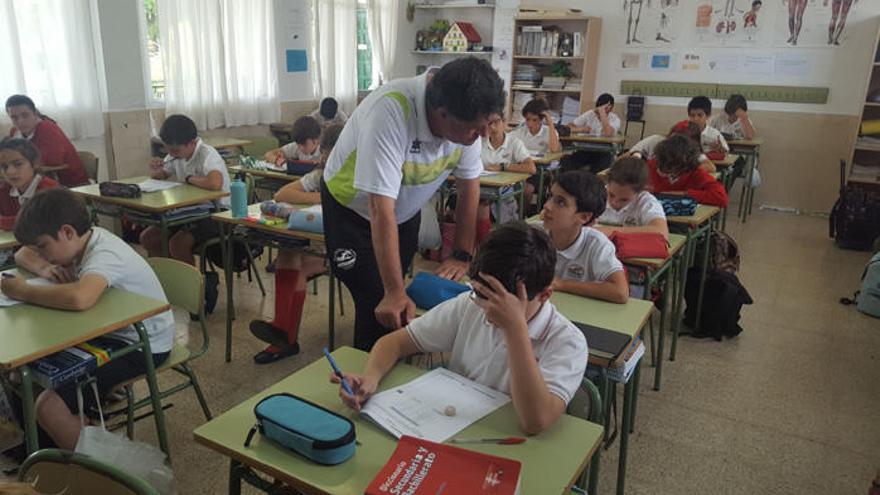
[356,1,376,91]
[142,0,165,101]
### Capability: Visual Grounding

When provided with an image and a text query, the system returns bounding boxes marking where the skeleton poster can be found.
[773,0,859,47]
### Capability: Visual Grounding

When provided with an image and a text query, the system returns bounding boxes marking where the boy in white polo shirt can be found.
[477,115,536,228]
[569,93,622,137]
[510,98,561,156]
[5,188,174,450]
[596,157,668,239]
[332,222,587,435]
[541,170,629,304]
[687,96,729,155]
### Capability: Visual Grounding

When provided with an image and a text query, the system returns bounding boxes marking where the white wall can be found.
[274,0,314,102]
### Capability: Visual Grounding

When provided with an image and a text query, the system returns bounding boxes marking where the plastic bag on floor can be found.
[75,380,175,494]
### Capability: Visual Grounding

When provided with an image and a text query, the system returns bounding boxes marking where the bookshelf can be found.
[411,2,495,70]
[850,25,880,188]
[508,13,601,125]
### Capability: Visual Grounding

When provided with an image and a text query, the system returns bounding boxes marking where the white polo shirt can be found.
[309,108,349,127]
[510,124,551,155]
[77,227,175,354]
[163,138,231,209]
[323,72,482,223]
[630,134,709,163]
[710,113,754,141]
[281,142,321,162]
[554,226,624,283]
[599,190,666,227]
[571,109,621,137]
[406,292,587,404]
[481,133,531,167]
[700,125,729,154]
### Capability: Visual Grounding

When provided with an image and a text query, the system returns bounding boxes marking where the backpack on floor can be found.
[829,160,880,251]
[683,267,753,340]
[840,251,880,319]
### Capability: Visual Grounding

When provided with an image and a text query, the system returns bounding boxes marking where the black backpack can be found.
[559,150,613,175]
[682,267,753,341]
[830,160,880,251]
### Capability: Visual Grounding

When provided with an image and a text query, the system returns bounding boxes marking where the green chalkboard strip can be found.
[619,80,829,104]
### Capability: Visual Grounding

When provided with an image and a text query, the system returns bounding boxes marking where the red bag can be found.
[609,232,669,259]
[705,150,727,161]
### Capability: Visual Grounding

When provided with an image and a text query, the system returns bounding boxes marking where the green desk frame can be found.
[728,140,764,224]
[442,172,531,224]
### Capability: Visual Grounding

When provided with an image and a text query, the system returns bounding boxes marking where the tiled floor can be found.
[3,206,879,494]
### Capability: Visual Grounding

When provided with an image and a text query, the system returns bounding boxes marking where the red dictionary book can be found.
[365,435,521,495]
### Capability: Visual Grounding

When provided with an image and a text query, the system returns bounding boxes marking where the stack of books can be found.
[541,76,566,90]
[607,338,645,384]
[566,78,583,92]
[512,64,542,88]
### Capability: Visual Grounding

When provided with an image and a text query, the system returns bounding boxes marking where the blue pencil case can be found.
[406,272,470,311]
[286,160,317,176]
[244,393,356,465]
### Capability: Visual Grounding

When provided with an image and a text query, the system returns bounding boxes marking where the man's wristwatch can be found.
[451,249,472,263]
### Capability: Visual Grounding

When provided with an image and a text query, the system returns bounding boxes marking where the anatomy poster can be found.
[693,0,769,45]
[622,0,686,47]
[773,0,859,47]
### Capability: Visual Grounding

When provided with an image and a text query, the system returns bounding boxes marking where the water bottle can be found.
[230,176,247,218]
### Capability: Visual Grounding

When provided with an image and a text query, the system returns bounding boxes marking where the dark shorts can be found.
[54,341,170,418]
[171,218,221,246]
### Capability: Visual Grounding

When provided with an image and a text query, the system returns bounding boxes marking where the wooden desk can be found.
[204,136,253,153]
[667,205,721,362]
[534,151,566,165]
[0,286,171,456]
[727,139,764,223]
[72,176,229,256]
[211,205,329,362]
[227,165,301,183]
[711,153,740,169]
[533,152,566,208]
[194,347,604,495]
[0,229,17,250]
[446,172,531,222]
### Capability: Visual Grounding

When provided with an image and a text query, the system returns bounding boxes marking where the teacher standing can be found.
[321,58,505,350]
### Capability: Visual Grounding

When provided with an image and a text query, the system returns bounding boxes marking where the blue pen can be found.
[323,348,354,396]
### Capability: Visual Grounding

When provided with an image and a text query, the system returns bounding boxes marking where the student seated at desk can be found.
[647,134,729,208]
[249,124,344,364]
[568,93,621,137]
[510,98,561,155]
[627,121,716,173]
[541,171,629,304]
[333,222,588,435]
[596,157,669,240]
[687,96,729,156]
[476,115,536,233]
[0,139,60,218]
[710,94,757,141]
[142,114,230,259]
[264,116,322,166]
[2,189,174,450]
[310,97,348,128]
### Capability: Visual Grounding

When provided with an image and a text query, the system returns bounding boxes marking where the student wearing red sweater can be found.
[5,95,88,187]
[0,138,60,218]
[647,134,729,208]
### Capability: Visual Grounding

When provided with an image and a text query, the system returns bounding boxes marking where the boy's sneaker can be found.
[204,271,220,315]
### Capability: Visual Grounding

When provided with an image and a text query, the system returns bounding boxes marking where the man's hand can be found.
[38,264,77,284]
[0,275,27,301]
[330,372,378,412]
[374,289,415,329]
[471,273,530,336]
[435,258,469,281]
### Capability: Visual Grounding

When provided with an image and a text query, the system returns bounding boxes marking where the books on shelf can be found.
[541,76,566,90]
[512,64,542,88]
[517,27,583,57]
[850,163,880,183]
[365,436,521,495]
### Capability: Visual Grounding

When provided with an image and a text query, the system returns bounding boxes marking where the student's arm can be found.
[0,273,108,311]
[263,147,285,165]
[545,114,561,153]
[370,194,415,329]
[568,111,590,134]
[13,246,77,283]
[736,110,757,140]
[596,217,669,240]
[699,157,716,173]
[186,169,223,191]
[274,180,320,204]
[686,173,729,208]
[471,276,567,435]
[507,156,536,175]
[553,270,629,304]
[148,157,169,180]
[331,328,420,411]
[597,106,616,137]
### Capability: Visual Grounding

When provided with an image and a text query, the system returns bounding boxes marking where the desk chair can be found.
[114,258,213,441]
[19,448,159,495]
[567,377,604,495]
[76,151,99,184]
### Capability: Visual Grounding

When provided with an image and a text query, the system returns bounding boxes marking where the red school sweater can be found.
[9,119,88,187]
[0,176,61,217]
[646,159,729,208]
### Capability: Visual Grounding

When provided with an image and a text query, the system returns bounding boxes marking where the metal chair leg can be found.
[181,363,212,420]
[125,385,135,440]
[244,242,266,296]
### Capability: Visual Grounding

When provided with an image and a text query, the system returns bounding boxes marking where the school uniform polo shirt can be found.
[510,124,552,155]
[76,227,175,353]
[406,292,587,404]
[710,114,754,141]
[481,133,531,167]
[555,226,624,283]
[323,72,482,223]
[0,175,59,217]
[280,142,322,162]
[571,109,622,136]
[599,190,666,227]
[162,138,231,209]
[700,125,729,154]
